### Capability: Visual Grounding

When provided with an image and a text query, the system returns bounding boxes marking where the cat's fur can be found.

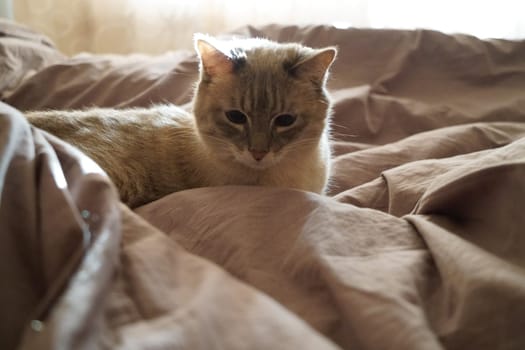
[26,35,337,208]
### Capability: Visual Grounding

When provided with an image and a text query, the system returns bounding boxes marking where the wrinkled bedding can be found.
[1,20,525,350]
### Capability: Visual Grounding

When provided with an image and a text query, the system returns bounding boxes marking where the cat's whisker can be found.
[282,139,321,154]
[331,133,359,140]
[204,136,231,147]
[328,121,352,130]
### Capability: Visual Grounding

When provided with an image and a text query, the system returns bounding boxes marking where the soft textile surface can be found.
[0,104,334,350]
[1,21,525,349]
[0,19,65,98]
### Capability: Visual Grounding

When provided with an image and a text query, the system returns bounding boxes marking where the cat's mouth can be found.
[234,150,278,170]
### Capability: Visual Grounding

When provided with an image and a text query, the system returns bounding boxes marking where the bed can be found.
[1,19,525,350]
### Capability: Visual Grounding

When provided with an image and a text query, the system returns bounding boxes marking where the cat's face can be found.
[193,35,336,170]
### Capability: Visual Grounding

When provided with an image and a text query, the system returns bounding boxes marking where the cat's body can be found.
[27,104,330,207]
[26,35,336,208]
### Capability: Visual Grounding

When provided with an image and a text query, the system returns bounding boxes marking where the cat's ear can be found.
[194,34,234,78]
[293,47,337,82]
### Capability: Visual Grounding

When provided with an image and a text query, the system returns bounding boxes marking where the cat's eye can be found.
[274,114,296,127]
[225,110,247,125]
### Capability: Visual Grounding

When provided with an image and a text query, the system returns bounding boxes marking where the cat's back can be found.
[25,104,196,172]
[25,104,198,207]
[26,104,193,134]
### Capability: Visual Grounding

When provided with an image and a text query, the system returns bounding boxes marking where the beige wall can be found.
[12,0,369,55]
[13,0,525,56]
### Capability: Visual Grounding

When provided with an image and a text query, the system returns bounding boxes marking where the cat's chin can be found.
[242,161,272,170]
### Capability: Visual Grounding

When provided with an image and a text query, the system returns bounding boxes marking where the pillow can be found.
[4,50,199,111]
[0,19,65,97]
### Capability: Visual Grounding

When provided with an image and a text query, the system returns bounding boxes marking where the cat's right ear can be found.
[292,47,337,84]
[194,34,234,78]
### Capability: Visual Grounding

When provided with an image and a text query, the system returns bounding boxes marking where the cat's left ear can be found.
[293,47,337,83]
[194,34,234,78]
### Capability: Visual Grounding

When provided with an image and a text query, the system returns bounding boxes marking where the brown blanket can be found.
[1,21,525,350]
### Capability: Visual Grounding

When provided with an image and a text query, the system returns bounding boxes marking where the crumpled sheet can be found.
[1,22,525,350]
[1,103,336,350]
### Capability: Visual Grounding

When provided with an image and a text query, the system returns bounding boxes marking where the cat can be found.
[26,34,337,208]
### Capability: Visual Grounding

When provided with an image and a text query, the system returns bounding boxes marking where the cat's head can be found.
[193,34,336,170]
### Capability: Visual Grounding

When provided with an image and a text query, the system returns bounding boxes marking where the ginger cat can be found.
[26,35,337,208]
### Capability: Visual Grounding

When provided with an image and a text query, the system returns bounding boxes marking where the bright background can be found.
[9,0,525,54]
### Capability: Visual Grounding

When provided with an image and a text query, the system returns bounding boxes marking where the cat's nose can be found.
[250,149,268,161]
